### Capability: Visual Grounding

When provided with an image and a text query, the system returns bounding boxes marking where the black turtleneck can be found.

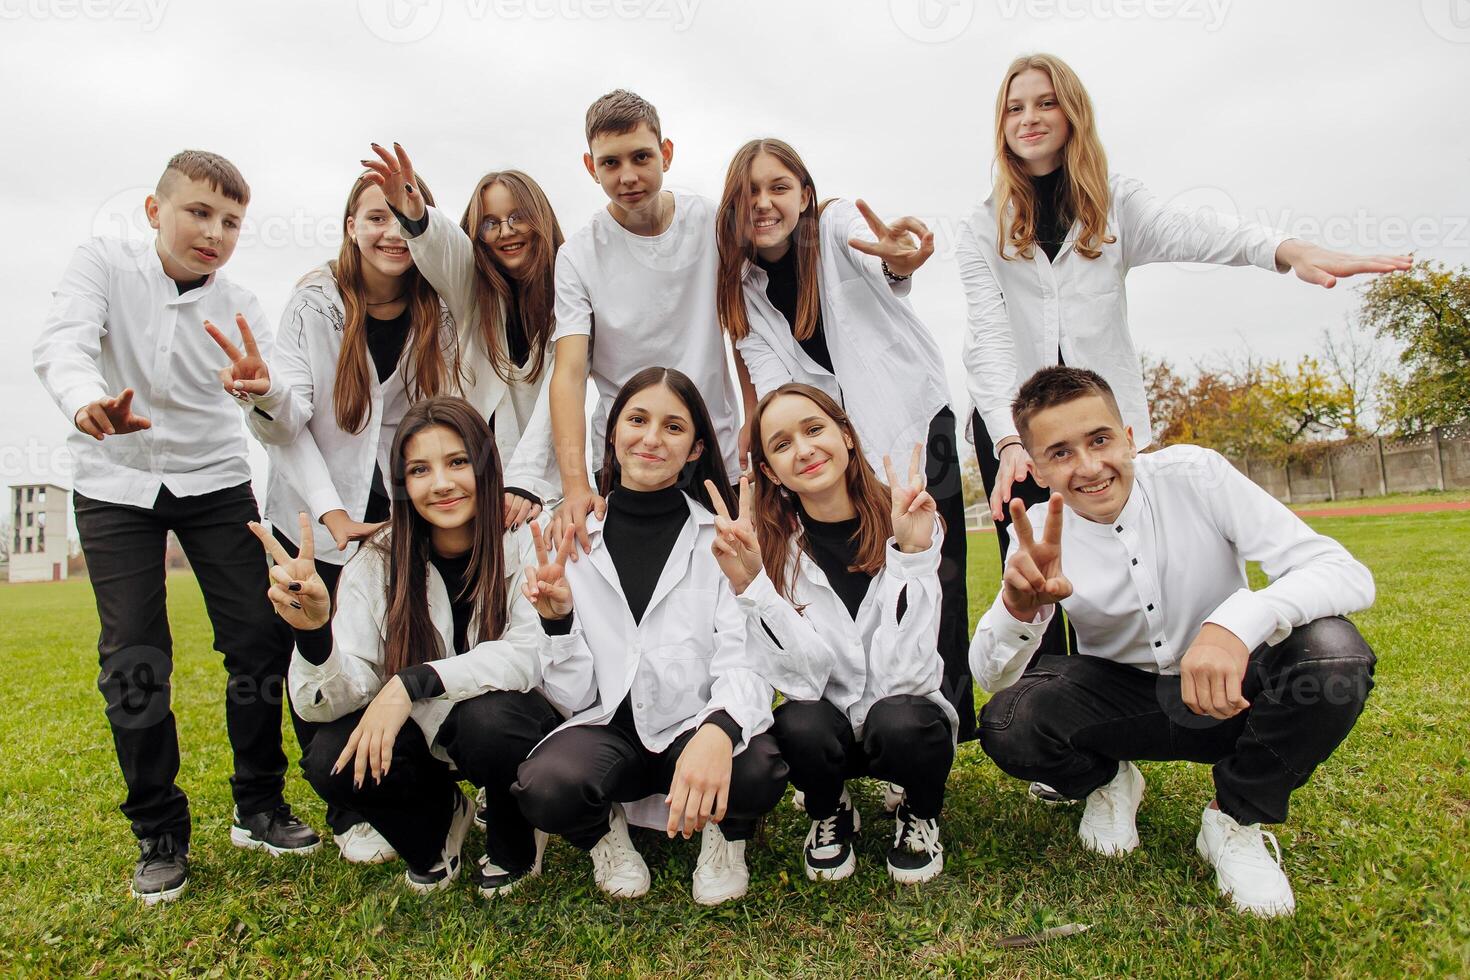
[757,247,834,374]
[799,507,871,620]
[1031,167,1072,263]
[603,483,688,624]
[505,281,532,370]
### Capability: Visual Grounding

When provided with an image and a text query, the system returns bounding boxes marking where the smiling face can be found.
[477,180,536,278]
[748,151,811,261]
[146,175,245,281]
[757,392,855,502]
[611,382,702,492]
[583,123,672,219]
[1004,68,1071,176]
[346,183,413,280]
[1022,394,1137,524]
[403,424,478,540]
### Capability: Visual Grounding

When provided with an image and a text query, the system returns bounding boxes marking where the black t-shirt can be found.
[1031,166,1072,263]
[362,309,412,523]
[757,247,834,374]
[397,547,477,700]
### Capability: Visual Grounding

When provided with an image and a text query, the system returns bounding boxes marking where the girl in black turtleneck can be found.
[708,382,956,887]
[513,367,788,907]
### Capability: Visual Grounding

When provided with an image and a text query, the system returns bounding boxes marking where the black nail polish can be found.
[290,601,302,610]
[288,582,302,592]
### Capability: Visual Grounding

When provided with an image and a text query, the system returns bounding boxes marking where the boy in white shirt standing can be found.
[33,151,320,905]
[548,89,742,547]
[970,366,1376,917]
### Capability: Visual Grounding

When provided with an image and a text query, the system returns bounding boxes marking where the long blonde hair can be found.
[331,173,456,434]
[993,53,1115,261]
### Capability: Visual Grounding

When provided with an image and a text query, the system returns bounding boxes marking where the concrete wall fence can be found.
[1228,425,1470,503]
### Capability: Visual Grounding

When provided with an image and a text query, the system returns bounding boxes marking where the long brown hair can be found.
[459,170,563,385]
[748,384,893,605]
[715,138,822,343]
[331,172,457,434]
[373,396,508,678]
[993,53,1115,261]
[596,366,736,515]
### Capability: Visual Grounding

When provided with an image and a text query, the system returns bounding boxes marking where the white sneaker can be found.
[1078,761,1144,856]
[334,823,398,865]
[476,830,548,899]
[589,805,650,899]
[1196,805,1296,917]
[882,782,905,814]
[888,803,944,884]
[404,789,474,894]
[792,789,806,813]
[692,823,749,905]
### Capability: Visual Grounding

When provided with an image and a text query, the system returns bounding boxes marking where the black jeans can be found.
[772,695,955,820]
[971,409,1074,664]
[513,716,789,849]
[74,482,300,843]
[301,689,561,874]
[924,408,976,742]
[978,617,1376,825]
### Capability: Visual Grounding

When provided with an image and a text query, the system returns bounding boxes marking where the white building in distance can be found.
[10,483,69,583]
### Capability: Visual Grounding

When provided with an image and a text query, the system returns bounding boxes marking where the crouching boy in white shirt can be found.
[970,366,1376,918]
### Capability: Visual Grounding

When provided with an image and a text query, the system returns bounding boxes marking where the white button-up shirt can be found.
[969,446,1375,693]
[956,174,1290,452]
[33,236,271,506]
[735,199,951,471]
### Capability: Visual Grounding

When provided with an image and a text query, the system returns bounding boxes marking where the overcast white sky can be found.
[3,0,1467,523]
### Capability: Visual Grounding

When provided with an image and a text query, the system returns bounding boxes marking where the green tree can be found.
[1359,260,1470,433]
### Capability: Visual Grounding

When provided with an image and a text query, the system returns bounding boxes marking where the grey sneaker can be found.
[231,804,322,856]
[131,833,189,904]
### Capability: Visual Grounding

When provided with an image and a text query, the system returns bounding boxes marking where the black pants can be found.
[74,482,300,843]
[924,407,976,741]
[978,617,1376,825]
[301,689,561,874]
[271,526,355,833]
[513,715,789,849]
[772,695,954,820]
[971,409,1074,663]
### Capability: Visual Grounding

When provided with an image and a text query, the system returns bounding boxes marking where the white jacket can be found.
[737,516,957,741]
[245,267,452,565]
[956,173,1290,452]
[535,494,775,755]
[404,206,561,504]
[288,525,552,760]
[735,199,951,472]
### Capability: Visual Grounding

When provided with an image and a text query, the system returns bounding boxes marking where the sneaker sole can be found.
[693,880,749,906]
[230,826,322,857]
[131,880,187,905]
[1194,832,1296,918]
[597,877,651,899]
[887,854,943,885]
[480,832,547,900]
[405,856,461,895]
[337,844,397,865]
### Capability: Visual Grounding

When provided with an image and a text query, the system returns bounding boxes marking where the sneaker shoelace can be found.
[811,812,842,849]
[699,830,737,875]
[899,812,942,856]
[139,832,183,870]
[1221,819,1283,869]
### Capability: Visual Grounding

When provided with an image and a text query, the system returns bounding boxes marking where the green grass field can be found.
[2,509,1468,977]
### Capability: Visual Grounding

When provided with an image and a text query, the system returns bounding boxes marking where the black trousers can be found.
[924,407,976,741]
[971,409,1074,664]
[513,715,789,849]
[74,482,300,843]
[772,695,955,820]
[301,689,561,874]
[271,526,355,834]
[978,617,1376,825]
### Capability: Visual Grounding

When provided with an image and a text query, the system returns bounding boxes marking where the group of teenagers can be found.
[34,53,1412,918]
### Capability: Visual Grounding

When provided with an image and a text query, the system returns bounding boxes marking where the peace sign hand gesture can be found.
[1001,493,1072,622]
[205,313,271,400]
[884,444,937,554]
[247,512,332,630]
[705,477,762,595]
[361,141,426,224]
[847,199,935,279]
[521,521,576,619]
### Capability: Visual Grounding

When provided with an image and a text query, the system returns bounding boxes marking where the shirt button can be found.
[636,702,644,709]
[1131,558,1138,566]
[1115,525,1123,533]
[1147,604,1155,612]
[1154,640,1162,648]
[1019,634,1029,641]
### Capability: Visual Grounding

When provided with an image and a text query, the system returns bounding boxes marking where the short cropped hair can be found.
[156,150,250,205]
[584,89,662,145]
[1012,366,1124,443]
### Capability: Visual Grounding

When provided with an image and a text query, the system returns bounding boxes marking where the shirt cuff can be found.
[701,709,744,749]
[293,624,334,666]
[540,612,573,636]
[505,486,542,506]
[386,201,430,239]
[1204,588,1282,652]
[398,662,445,700]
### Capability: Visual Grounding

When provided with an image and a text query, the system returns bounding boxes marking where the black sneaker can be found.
[406,789,474,894]
[474,829,548,899]
[231,804,322,856]
[474,786,488,830]
[887,803,943,884]
[803,786,861,881]
[131,833,189,904]
[1028,781,1074,805]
